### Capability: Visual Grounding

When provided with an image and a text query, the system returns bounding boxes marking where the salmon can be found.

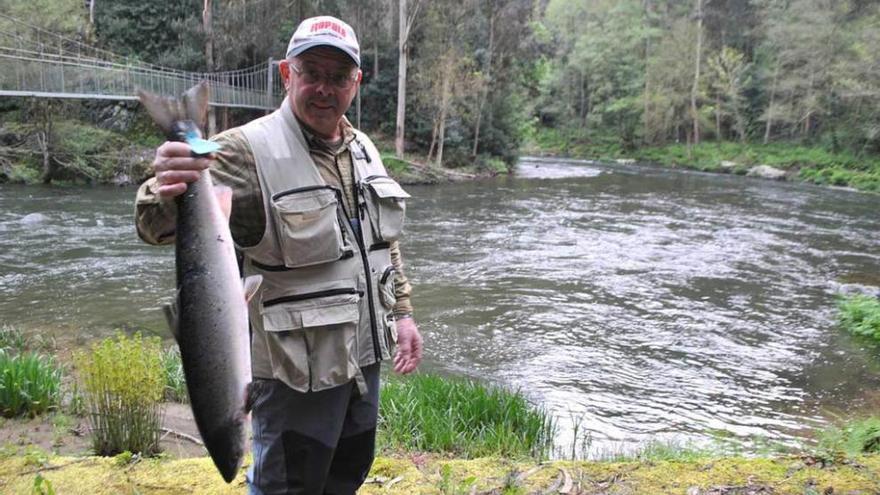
[138,82,253,483]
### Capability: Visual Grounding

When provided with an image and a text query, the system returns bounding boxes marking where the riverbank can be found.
[524,129,880,193]
[0,107,498,187]
[2,450,879,494]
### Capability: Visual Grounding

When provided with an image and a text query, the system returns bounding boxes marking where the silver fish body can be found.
[138,82,251,483]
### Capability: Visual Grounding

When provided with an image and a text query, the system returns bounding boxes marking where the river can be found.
[1,157,879,457]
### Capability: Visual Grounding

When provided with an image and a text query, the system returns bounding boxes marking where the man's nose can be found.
[314,79,335,96]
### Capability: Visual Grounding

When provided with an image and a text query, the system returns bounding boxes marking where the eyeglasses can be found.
[289,63,358,90]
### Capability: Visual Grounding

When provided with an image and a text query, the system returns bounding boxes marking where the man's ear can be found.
[355,69,363,84]
[279,60,292,87]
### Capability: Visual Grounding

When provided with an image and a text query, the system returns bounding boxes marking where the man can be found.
[134,16,423,495]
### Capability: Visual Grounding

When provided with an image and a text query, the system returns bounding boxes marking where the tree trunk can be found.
[763,65,778,144]
[427,117,439,162]
[715,94,721,139]
[38,131,51,184]
[471,1,496,157]
[690,0,703,145]
[373,39,379,80]
[203,0,216,136]
[37,102,53,184]
[643,0,651,144]
[395,0,408,157]
[89,0,96,26]
[355,1,362,129]
[436,69,452,168]
[578,71,586,126]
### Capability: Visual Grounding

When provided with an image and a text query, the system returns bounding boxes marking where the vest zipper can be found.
[353,178,382,363]
[262,288,361,308]
[271,184,337,201]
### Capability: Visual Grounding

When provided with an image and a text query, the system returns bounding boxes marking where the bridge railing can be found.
[0,14,285,110]
[0,49,284,109]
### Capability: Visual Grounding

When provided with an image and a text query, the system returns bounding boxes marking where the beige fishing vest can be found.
[239,99,410,393]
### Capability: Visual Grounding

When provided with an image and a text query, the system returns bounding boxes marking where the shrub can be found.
[160,346,188,403]
[378,373,555,459]
[837,295,880,341]
[0,349,62,417]
[76,332,164,456]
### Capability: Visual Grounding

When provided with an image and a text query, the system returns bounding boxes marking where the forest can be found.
[1,0,878,188]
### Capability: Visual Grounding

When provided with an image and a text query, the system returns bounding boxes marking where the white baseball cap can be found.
[286,16,360,67]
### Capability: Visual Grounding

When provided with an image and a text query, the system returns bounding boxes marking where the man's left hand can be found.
[393,317,422,374]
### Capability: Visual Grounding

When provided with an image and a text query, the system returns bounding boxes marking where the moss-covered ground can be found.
[2,452,879,494]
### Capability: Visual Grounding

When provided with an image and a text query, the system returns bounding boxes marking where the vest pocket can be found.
[260,292,361,391]
[362,176,410,243]
[378,265,396,310]
[271,186,349,268]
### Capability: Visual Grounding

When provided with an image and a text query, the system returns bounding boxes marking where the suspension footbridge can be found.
[0,13,285,110]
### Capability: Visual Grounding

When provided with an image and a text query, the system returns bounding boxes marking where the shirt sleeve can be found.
[133,129,265,247]
[389,240,414,317]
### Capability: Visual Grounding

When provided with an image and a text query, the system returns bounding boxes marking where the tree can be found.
[689,0,705,145]
[395,0,422,157]
[706,46,750,141]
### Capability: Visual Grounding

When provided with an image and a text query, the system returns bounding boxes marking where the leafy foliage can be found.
[837,295,880,341]
[93,1,205,70]
[76,332,164,457]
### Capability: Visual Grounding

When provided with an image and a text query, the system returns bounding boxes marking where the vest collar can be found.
[279,97,310,152]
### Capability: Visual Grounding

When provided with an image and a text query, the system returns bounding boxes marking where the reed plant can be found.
[0,349,62,417]
[0,325,31,353]
[378,373,556,459]
[0,325,54,354]
[816,416,880,460]
[837,295,880,341]
[160,346,188,403]
[76,332,164,457]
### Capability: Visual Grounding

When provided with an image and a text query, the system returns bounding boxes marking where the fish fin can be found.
[243,275,263,304]
[162,297,180,341]
[136,89,183,136]
[136,81,211,137]
[181,81,211,135]
[243,380,267,414]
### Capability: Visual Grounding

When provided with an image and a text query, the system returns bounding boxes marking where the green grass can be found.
[0,349,62,418]
[837,295,880,341]
[75,332,164,457]
[526,127,880,192]
[377,373,556,459]
[160,346,188,403]
[816,417,880,461]
[597,439,719,463]
[380,154,411,175]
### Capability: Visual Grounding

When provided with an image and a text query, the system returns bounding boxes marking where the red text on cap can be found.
[310,20,347,38]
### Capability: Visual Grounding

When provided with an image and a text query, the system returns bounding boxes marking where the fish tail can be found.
[136,81,211,138]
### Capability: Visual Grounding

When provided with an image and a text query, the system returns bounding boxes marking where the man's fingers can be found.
[156,169,202,185]
[155,182,189,199]
[154,156,212,173]
[155,141,195,159]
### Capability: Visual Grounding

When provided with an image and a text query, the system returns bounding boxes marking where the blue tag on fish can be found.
[185,129,221,156]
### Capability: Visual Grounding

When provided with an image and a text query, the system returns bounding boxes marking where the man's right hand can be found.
[152,141,214,199]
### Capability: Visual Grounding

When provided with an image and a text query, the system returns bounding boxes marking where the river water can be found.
[1,157,879,456]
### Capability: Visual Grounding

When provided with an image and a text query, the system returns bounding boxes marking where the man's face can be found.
[280,46,361,140]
